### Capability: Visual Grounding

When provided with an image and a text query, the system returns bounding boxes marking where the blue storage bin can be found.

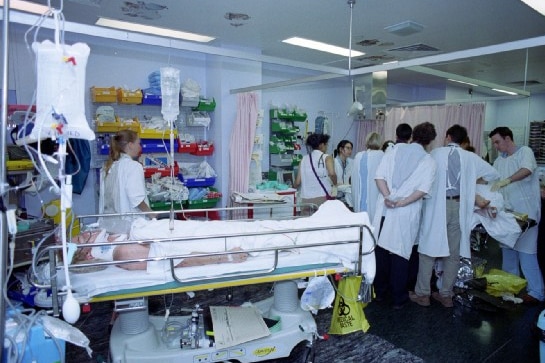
[177,174,216,187]
[98,143,110,155]
[141,88,162,105]
[140,138,179,153]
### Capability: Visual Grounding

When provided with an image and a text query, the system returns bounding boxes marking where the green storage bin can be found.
[192,98,216,111]
[187,197,220,209]
[150,200,186,211]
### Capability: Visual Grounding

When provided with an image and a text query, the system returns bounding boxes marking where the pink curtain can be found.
[229,92,258,198]
[355,119,385,152]
[384,103,485,154]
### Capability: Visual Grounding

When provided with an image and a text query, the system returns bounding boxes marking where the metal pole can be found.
[1,0,12,351]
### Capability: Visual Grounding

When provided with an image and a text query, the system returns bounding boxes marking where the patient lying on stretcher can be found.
[71,229,248,271]
[70,200,374,276]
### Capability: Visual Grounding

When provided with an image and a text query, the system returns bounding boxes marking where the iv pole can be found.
[1,0,12,350]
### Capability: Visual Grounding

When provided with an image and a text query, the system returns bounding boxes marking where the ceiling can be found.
[5,0,545,98]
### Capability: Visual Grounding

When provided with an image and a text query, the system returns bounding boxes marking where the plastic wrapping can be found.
[300,275,335,314]
[40,315,92,356]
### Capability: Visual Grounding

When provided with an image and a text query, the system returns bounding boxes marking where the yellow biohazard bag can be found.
[329,275,370,335]
[483,268,527,297]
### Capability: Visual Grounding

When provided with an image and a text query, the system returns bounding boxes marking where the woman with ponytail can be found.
[99,129,152,234]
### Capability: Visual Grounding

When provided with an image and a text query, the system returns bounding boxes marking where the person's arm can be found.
[507,167,532,183]
[137,200,157,219]
[376,179,396,208]
[394,190,426,208]
[325,154,337,186]
[137,200,152,213]
[491,167,532,191]
[375,179,390,198]
[294,167,302,188]
[178,248,248,267]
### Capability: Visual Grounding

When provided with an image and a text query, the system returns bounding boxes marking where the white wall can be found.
[5,21,544,215]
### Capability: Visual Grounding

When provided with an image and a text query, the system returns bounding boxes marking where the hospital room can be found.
[2,0,545,362]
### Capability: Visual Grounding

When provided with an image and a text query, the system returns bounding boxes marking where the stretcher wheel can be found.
[301,343,316,363]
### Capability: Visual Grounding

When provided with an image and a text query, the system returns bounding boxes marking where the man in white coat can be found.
[411,124,499,308]
[489,126,544,304]
[373,122,437,309]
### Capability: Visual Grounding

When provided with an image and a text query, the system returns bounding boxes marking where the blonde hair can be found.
[365,132,382,150]
[104,129,139,175]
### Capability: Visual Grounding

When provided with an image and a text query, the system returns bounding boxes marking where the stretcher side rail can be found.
[68,203,320,232]
[168,230,374,284]
[46,204,373,316]
[47,222,372,271]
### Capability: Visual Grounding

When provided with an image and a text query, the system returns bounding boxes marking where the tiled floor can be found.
[363,237,544,363]
[61,230,544,362]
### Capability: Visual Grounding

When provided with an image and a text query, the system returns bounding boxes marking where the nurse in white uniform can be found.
[99,129,152,235]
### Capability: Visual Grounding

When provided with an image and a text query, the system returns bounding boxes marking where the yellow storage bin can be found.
[96,118,140,133]
[6,160,34,171]
[139,125,178,139]
[117,88,142,104]
[91,86,117,103]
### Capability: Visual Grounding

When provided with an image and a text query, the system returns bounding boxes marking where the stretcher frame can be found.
[35,204,375,362]
[41,204,375,313]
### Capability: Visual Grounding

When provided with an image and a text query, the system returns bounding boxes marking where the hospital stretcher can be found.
[38,201,375,362]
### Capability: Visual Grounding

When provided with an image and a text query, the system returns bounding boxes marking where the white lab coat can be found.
[99,154,148,233]
[335,156,354,207]
[300,150,332,199]
[418,146,499,259]
[493,146,541,253]
[373,143,437,260]
[351,150,383,222]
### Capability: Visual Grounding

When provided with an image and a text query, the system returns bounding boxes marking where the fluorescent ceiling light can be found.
[0,0,50,15]
[96,18,215,43]
[492,88,518,95]
[283,37,364,57]
[520,0,545,16]
[448,79,478,87]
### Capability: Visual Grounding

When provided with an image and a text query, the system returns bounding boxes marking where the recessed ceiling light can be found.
[385,20,424,36]
[282,37,364,57]
[0,0,50,15]
[96,18,215,43]
[492,88,518,95]
[520,0,545,16]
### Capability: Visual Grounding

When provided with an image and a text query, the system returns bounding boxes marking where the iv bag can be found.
[160,67,181,122]
[22,40,95,143]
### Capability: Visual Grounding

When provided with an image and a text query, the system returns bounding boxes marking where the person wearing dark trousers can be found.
[372,122,437,309]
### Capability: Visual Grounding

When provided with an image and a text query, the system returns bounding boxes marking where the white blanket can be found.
[470,185,521,248]
[64,201,375,300]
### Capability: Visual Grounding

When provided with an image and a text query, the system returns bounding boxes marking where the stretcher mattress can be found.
[57,201,375,302]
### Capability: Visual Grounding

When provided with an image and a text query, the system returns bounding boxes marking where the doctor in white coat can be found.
[412,125,498,308]
[372,122,437,309]
[489,126,544,304]
[351,132,384,221]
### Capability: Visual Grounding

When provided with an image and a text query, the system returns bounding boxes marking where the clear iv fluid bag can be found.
[29,40,95,142]
[160,67,181,122]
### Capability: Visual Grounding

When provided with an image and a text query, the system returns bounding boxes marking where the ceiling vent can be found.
[384,20,424,36]
[358,55,396,62]
[388,43,439,52]
[356,39,395,47]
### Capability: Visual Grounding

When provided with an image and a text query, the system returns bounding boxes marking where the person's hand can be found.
[384,198,396,208]
[491,178,511,192]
